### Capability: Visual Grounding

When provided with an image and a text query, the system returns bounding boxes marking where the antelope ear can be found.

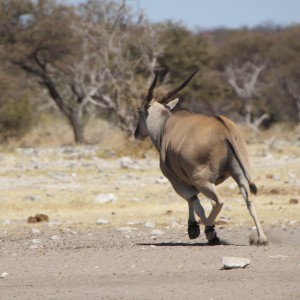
[165,98,180,111]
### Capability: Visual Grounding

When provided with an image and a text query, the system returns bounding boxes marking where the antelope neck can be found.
[146,105,171,151]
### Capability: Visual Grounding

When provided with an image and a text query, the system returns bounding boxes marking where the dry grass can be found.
[0,118,299,231]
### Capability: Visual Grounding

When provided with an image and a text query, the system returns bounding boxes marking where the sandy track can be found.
[0,143,299,299]
[1,225,299,300]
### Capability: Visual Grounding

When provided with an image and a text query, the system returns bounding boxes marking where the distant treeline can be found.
[0,0,299,143]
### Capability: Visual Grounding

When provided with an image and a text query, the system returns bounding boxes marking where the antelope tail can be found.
[225,138,257,195]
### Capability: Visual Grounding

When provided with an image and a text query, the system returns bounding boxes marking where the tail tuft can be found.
[250,183,258,195]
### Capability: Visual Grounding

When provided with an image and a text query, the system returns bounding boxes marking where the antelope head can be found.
[134,69,198,142]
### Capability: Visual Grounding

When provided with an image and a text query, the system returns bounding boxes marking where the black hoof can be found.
[188,221,200,239]
[205,225,221,245]
[249,235,268,246]
[208,235,221,245]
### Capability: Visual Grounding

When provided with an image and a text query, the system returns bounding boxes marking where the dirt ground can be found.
[0,138,299,300]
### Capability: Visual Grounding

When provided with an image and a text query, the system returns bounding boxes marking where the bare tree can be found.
[226,61,269,130]
[279,76,300,124]
[69,0,164,134]
[1,0,163,143]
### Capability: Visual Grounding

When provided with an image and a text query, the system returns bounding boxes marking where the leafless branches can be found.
[66,0,164,134]
[280,76,300,124]
[226,61,269,130]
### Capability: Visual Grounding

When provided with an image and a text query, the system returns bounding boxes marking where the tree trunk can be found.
[68,113,85,144]
[244,100,252,125]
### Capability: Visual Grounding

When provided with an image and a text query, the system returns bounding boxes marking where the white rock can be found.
[30,245,39,250]
[0,272,9,279]
[95,193,117,204]
[222,257,250,269]
[47,221,61,226]
[219,216,229,224]
[144,221,156,228]
[120,156,138,169]
[31,228,41,234]
[155,176,168,184]
[131,197,140,202]
[49,235,60,240]
[127,221,141,225]
[96,219,110,225]
[116,227,132,233]
[151,229,164,236]
[288,220,297,225]
[268,255,288,260]
[64,228,77,234]
[30,239,41,244]
[23,195,38,202]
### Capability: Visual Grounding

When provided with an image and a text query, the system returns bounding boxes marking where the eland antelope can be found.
[134,70,268,245]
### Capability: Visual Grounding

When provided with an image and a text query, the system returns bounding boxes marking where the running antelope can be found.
[134,70,268,245]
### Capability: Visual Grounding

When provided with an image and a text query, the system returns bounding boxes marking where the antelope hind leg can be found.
[240,185,268,245]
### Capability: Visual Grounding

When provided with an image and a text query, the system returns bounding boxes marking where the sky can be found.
[63,0,300,30]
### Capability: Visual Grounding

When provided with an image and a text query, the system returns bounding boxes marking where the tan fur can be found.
[135,96,267,245]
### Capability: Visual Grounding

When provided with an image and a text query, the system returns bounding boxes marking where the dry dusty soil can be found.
[0,140,299,300]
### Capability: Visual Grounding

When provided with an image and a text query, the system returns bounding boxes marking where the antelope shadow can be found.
[137,239,246,247]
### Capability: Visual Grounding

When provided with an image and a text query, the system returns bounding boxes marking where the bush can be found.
[0,93,34,140]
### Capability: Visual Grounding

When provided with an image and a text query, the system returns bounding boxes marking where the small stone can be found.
[29,245,39,250]
[155,176,168,184]
[47,221,61,226]
[221,257,250,269]
[273,175,281,181]
[268,255,288,260]
[120,156,139,169]
[288,220,297,225]
[31,228,41,234]
[95,193,117,204]
[289,198,299,204]
[217,216,229,225]
[23,195,38,202]
[131,197,140,202]
[30,239,41,244]
[27,214,49,224]
[120,156,132,168]
[144,222,156,228]
[151,229,164,236]
[27,216,37,223]
[35,214,49,222]
[270,189,279,195]
[49,235,60,240]
[0,272,9,279]
[116,227,132,233]
[127,221,141,225]
[96,219,110,225]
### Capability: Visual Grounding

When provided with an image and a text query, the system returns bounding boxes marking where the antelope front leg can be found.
[187,197,200,239]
